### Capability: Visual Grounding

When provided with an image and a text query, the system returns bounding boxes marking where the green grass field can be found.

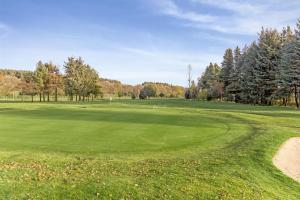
[0,99,299,199]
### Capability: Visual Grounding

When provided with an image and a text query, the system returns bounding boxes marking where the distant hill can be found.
[0,68,185,98]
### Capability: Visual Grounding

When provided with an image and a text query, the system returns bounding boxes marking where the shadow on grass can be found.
[1,98,298,111]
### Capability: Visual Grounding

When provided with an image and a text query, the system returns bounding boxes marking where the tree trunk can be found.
[283,98,287,106]
[295,85,299,108]
[76,94,78,102]
[31,95,34,102]
[43,92,45,102]
[55,88,58,102]
[47,93,50,102]
[39,93,42,102]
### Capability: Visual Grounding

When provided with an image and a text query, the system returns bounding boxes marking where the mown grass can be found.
[0,99,299,199]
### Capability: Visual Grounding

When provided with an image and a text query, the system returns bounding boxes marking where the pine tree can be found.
[199,63,220,89]
[280,20,300,108]
[220,48,234,100]
[254,28,281,105]
[276,26,295,106]
[227,46,243,102]
[239,43,259,104]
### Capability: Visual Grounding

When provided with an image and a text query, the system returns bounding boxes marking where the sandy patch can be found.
[273,137,300,183]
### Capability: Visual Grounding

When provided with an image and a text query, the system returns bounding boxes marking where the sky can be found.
[0,0,299,86]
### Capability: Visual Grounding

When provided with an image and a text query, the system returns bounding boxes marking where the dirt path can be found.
[273,137,300,183]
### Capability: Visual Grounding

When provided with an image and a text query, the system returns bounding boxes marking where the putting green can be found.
[0,102,248,154]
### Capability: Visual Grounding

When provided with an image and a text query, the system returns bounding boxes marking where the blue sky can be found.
[0,0,299,86]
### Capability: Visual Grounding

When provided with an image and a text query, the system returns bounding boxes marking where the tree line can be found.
[0,57,185,101]
[193,19,300,108]
[138,82,184,99]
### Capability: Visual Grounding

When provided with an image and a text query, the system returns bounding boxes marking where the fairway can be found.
[0,100,299,199]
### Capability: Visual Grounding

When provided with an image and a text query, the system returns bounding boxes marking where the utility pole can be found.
[187,65,192,99]
[188,64,192,88]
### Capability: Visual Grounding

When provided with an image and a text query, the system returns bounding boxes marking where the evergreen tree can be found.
[276,26,295,105]
[220,48,234,100]
[227,46,243,102]
[254,28,281,105]
[279,21,300,108]
[240,43,259,104]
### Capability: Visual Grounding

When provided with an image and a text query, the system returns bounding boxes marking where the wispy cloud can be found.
[191,32,244,46]
[0,23,11,39]
[189,0,262,14]
[151,0,300,35]
[192,0,300,34]
[152,0,216,23]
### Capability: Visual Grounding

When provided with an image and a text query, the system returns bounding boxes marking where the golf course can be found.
[0,99,299,199]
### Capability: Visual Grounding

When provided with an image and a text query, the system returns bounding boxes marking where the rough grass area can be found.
[0,99,299,199]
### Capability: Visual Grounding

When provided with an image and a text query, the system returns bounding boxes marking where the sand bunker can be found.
[273,137,300,183]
